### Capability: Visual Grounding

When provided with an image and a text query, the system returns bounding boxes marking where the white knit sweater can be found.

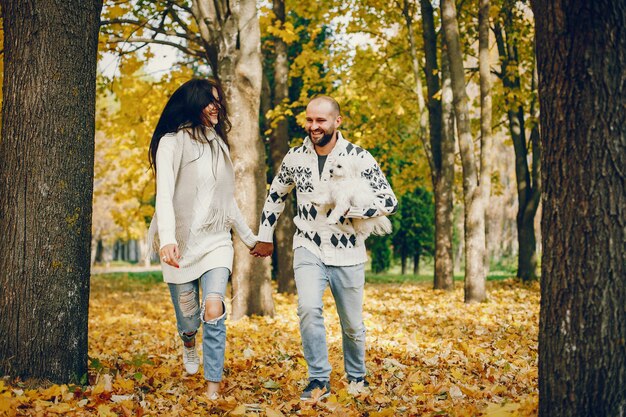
[151,128,257,284]
[258,132,398,266]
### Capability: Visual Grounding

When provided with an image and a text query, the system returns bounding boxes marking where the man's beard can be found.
[308,129,335,147]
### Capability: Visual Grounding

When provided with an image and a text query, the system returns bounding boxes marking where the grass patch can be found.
[93,269,518,288]
[91,271,164,293]
[365,271,516,284]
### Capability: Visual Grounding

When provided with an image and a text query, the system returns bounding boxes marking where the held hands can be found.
[250,242,274,258]
[160,244,181,268]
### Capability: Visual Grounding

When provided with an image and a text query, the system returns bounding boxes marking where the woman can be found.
[147,78,257,399]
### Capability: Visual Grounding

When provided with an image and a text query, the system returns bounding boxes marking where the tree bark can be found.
[441,0,487,303]
[270,0,296,294]
[440,38,458,286]
[192,0,275,319]
[401,253,407,275]
[478,0,493,275]
[0,0,102,382]
[413,251,421,276]
[420,0,455,291]
[533,1,626,415]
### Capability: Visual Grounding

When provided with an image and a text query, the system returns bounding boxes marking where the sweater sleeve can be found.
[155,135,178,249]
[257,150,296,242]
[231,200,258,249]
[346,151,398,219]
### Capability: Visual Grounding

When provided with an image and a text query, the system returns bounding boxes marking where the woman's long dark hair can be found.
[148,78,231,174]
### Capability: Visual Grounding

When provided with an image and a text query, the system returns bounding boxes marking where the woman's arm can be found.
[231,200,258,249]
[155,134,179,248]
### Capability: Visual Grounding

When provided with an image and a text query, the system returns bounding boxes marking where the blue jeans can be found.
[168,267,229,382]
[293,247,367,382]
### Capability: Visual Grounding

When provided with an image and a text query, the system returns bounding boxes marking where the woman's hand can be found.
[159,244,181,268]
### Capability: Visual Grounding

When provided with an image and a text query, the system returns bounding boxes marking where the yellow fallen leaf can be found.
[265,407,285,417]
[0,397,17,417]
[114,374,135,391]
[230,404,247,415]
[484,402,520,416]
[47,403,72,413]
[369,407,396,417]
[412,383,425,393]
[40,385,62,399]
[97,404,118,417]
[451,369,464,380]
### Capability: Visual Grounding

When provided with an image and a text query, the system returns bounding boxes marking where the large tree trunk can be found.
[421,0,455,291]
[401,253,407,275]
[0,0,102,382]
[441,0,487,303]
[192,0,275,319]
[478,0,493,275]
[494,8,541,281]
[440,38,458,285]
[413,251,421,276]
[270,0,296,294]
[534,1,626,415]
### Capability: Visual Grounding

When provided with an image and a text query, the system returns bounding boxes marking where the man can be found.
[250,96,398,400]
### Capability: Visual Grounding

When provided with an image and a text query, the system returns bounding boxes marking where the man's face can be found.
[305,100,342,147]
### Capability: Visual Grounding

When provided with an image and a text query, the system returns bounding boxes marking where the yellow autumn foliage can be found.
[94,55,193,242]
[0,276,539,416]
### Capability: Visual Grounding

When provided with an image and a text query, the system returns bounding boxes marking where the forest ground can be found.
[1,270,539,417]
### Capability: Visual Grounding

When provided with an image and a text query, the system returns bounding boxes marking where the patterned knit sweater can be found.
[257,132,398,266]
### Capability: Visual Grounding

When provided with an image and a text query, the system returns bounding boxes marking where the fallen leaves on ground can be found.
[1,276,539,416]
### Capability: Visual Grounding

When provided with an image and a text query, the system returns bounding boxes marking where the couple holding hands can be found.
[148,78,397,401]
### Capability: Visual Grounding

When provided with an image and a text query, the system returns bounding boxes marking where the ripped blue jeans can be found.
[168,267,229,382]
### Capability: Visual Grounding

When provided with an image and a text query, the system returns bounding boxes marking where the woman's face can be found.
[203,87,221,126]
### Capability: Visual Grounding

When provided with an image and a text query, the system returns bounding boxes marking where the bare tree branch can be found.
[166,4,193,35]
[106,37,204,58]
[167,0,193,14]
[101,18,195,41]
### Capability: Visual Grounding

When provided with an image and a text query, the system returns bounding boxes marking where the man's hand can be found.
[250,242,274,258]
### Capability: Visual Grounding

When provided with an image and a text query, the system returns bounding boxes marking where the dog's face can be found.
[328,156,357,180]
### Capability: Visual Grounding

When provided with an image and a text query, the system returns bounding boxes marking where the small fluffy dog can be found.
[313,155,392,239]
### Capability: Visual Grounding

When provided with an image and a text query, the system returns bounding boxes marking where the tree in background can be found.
[478,0,493,274]
[398,0,456,289]
[260,1,335,293]
[262,0,297,294]
[419,0,456,291]
[533,0,625,415]
[441,0,490,303]
[338,0,456,291]
[392,188,435,275]
[493,0,541,281]
[100,0,274,318]
[0,0,102,382]
[94,60,194,264]
[369,235,392,274]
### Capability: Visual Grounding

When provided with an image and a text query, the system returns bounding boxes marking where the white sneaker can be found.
[182,344,200,375]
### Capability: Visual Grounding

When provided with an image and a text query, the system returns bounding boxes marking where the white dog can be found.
[313,155,392,239]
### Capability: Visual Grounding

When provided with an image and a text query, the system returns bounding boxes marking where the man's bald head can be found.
[307,95,341,117]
